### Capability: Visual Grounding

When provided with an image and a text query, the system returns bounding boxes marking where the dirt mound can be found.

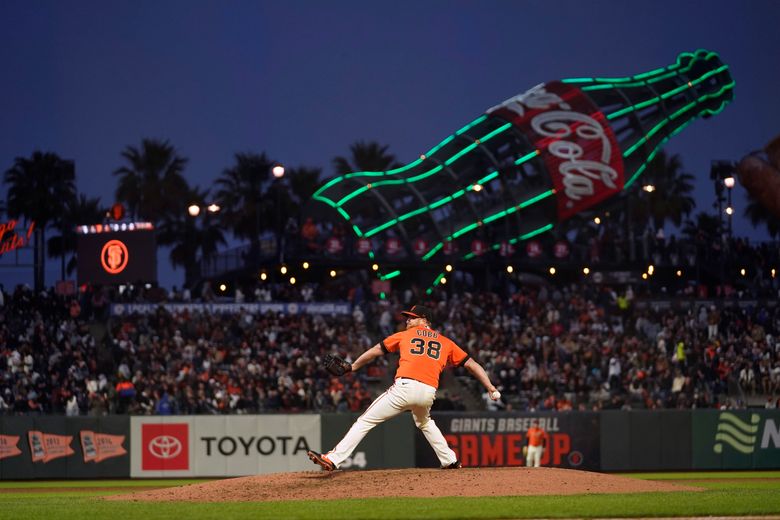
[105,467,701,503]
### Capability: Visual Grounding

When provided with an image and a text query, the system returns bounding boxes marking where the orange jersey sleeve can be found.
[527,427,546,447]
[381,326,469,388]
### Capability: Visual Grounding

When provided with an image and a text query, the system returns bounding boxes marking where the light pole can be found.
[724,175,734,239]
[272,164,286,263]
[186,202,220,287]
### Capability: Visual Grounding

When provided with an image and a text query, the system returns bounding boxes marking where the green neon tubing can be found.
[607,64,728,121]
[313,115,489,202]
[380,270,401,281]
[624,85,734,188]
[423,189,553,263]
[421,242,444,261]
[623,80,735,161]
[561,49,718,85]
[362,146,539,239]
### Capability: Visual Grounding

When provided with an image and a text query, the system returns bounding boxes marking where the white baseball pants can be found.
[326,378,458,468]
[526,445,543,467]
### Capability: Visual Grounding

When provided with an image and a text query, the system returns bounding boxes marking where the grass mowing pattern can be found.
[0,473,778,520]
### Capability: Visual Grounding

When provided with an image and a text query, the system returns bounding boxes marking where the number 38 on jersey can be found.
[409,338,442,360]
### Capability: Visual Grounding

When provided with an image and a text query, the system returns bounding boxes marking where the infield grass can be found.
[1,472,778,520]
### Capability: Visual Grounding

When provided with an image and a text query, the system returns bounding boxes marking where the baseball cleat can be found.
[307,450,336,471]
[441,460,462,469]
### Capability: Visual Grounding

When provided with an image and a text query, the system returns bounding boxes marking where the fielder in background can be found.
[307,304,500,470]
[525,418,546,467]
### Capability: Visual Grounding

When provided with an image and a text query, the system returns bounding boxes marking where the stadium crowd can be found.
[1,276,780,416]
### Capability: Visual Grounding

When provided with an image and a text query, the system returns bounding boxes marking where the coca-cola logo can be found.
[148,435,183,459]
[488,82,624,220]
[531,111,618,204]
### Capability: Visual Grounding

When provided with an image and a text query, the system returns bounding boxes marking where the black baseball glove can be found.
[323,354,352,377]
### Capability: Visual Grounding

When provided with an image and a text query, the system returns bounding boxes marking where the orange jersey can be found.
[527,426,545,447]
[381,326,469,388]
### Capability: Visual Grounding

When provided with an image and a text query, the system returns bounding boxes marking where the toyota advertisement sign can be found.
[130,416,321,477]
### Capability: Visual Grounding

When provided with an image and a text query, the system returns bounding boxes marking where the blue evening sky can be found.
[1,0,779,288]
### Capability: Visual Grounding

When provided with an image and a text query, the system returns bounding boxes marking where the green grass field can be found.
[1,472,778,520]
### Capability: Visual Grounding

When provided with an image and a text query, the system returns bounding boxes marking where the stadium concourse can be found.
[1,278,780,417]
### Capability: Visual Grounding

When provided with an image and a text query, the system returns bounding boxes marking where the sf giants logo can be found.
[100,239,129,274]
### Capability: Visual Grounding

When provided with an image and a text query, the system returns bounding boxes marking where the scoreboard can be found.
[77,225,157,285]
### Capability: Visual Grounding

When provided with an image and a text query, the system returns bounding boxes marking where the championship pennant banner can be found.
[130,415,321,477]
[0,416,130,479]
[416,413,600,470]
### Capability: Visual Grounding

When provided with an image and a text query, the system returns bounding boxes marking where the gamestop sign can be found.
[420,413,600,470]
[130,416,321,477]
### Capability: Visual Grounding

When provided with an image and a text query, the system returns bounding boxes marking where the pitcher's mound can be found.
[105,467,701,503]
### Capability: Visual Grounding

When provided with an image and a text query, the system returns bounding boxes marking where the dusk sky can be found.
[1,0,779,288]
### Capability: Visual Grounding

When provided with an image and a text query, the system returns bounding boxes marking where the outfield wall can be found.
[1,410,778,478]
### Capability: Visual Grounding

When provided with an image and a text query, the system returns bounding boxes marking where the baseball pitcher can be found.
[308,304,500,470]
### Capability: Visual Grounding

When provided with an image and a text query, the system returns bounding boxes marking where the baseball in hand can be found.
[490,390,501,400]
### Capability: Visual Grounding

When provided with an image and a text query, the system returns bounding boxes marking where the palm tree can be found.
[333,141,402,175]
[287,166,322,205]
[214,152,277,262]
[682,212,721,243]
[743,197,780,238]
[157,186,226,287]
[114,139,188,224]
[636,151,696,231]
[4,152,76,290]
[47,194,105,279]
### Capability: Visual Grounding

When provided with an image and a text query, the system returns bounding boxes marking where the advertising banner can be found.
[692,410,780,469]
[321,413,415,470]
[417,413,600,470]
[0,416,130,480]
[130,415,321,477]
[111,301,352,317]
[487,82,624,221]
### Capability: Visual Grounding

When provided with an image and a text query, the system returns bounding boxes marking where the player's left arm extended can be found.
[351,344,384,372]
[463,358,497,395]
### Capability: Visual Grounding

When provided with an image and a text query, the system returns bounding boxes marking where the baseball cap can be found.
[401,304,433,323]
